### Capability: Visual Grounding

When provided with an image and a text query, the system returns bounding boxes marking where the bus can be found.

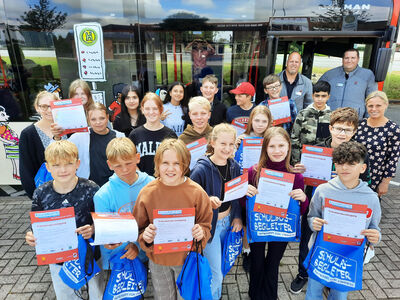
[0,0,399,186]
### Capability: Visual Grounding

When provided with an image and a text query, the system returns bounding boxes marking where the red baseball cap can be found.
[230,82,255,96]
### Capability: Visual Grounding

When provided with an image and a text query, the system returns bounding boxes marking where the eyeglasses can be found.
[331,126,354,135]
[38,104,51,111]
[266,84,281,91]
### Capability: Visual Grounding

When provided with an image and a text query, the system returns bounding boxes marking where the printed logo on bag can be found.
[250,211,298,237]
[311,247,357,287]
[111,271,145,297]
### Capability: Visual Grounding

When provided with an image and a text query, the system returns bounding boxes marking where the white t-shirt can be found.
[162,102,185,136]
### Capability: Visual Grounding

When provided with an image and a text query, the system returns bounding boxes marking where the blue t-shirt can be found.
[226,104,255,124]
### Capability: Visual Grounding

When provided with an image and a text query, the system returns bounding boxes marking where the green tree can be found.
[20,0,67,32]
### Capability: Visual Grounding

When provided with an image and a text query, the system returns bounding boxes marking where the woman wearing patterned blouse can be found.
[354,91,400,197]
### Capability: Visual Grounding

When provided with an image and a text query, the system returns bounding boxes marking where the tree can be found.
[20,0,67,32]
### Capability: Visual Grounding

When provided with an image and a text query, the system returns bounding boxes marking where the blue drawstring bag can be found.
[176,241,212,300]
[59,235,100,290]
[103,249,147,300]
[34,162,53,187]
[221,228,243,277]
[247,195,301,243]
[303,229,366,292]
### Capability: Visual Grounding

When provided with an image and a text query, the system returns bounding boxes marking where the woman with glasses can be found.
[19,91,59,198]
[259,74,298,133]
[113,85,146,137]
[354,91,400,196]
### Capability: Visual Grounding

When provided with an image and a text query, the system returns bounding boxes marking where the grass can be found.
[2,55,400,99]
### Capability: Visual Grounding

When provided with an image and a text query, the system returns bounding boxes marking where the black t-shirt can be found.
[89,128,116,187]
[211,160,232,213]
[129,125,177,176]
[32,178,98,228]
[283,72,299,99]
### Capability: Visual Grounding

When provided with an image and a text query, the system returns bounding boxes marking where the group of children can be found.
[23,73,382,300]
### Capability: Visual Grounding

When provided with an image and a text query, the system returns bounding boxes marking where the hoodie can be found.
[94,171,154,268]
[179,124,213,145]
[190,156,242,241]
[308,176,381,243]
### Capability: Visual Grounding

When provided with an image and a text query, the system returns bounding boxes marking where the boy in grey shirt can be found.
[306,141,381,299]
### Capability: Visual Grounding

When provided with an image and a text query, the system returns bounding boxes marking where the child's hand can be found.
[312,217,327,231]
[160,110,172,121]
[50,123,64,139]
[76,224,93,239]
[104,243,122,250]
[361,229,380,244]
[246,185,258,198]
[25,231,36,246]
[377,181,389,197]
[120,243,139,260]
[292,163,306,174]
[143,224,157,244]
[289,189,306,202]
[231,218,243,232]
[210,196,222,209]
[192,224,204,242]
[235,136,243,149]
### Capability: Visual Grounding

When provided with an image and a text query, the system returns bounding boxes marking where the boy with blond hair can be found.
[94,137,154,268]
[179,96,213,145]
[25,140,104,299]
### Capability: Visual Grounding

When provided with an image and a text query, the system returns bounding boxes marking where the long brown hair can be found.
[255,127,292,184]
[244,105,272,135]
[68,79,94,111]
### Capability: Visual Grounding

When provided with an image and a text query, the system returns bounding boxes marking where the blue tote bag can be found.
[247,195,301,243]
[34,162,53,187]
[303,229,366,292]
[176,241,212,300]
[103,249,147,300]
[221,227,243,277]
[59,235,100,290]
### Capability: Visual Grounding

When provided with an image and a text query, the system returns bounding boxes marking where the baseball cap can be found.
[230,82,255,96]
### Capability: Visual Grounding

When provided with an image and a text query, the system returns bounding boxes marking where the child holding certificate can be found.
[259,74,298,133]
[306,141,381,299]
[190,124,243,300]
[246,127,307,300]
[25,140,104,299]
[94,137,154,269]
[133,139,212,300]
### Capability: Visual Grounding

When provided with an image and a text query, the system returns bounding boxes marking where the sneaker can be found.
[290,274,308,294]
[242,252,250,273]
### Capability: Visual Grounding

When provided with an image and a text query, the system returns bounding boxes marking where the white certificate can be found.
[187,137,208,170]
[242,138,263,171]
[51,98,89,135]
[30,207,78,265]
[301,145,333,186]
[268,97,291,125]
[254,168,294,217]
[323,198,367,246]
[153,208,195,254]
[224,173,248,202]
[91,212,138,246]
[231,120,246,137]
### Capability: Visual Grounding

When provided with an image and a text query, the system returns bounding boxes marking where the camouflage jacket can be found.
[291,104,331,163]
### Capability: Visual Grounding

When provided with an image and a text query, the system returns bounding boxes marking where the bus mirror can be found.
[374,48,392,82]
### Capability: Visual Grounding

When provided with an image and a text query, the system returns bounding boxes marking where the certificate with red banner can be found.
[301,145,333,186]
[268,96,291,125]
[231,120,247,136]
[242,137,263,172]
[30,207,78,265]
[323,198,368,246]
[224,173,248,202]
[51,98,89,136]
[187,137,208,170]
[254,168,295,218]
[153,208,195,254]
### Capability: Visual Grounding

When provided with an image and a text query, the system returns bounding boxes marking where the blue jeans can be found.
[305,278,348,300]
[204,214,231,300]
